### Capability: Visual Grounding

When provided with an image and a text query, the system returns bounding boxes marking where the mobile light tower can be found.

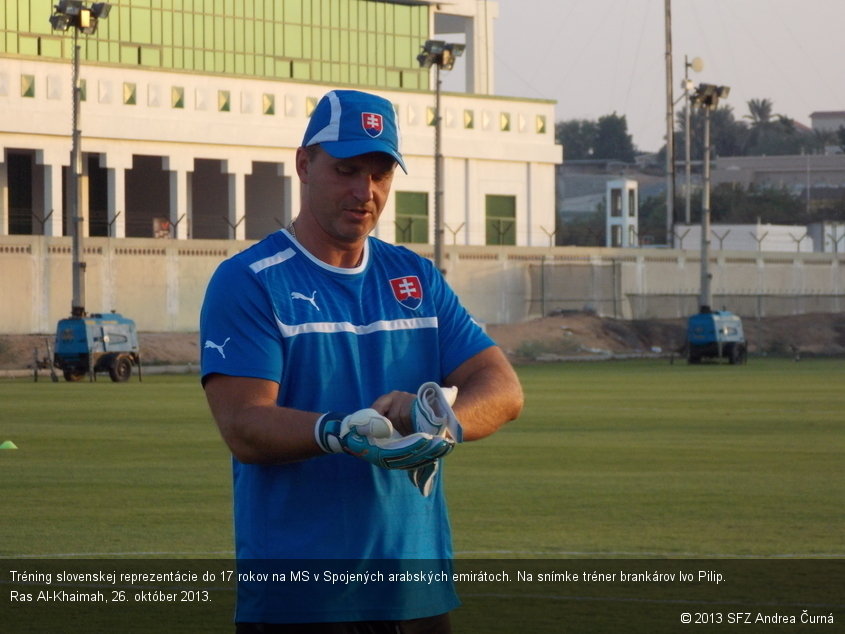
[50,0,111,318]
[49,2,141,383]
[685,82,747,365]
[417,39,465,275]
[690,82,729,313]
[681,56,703,225]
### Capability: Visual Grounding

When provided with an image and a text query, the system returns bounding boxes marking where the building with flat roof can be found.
[0,0,561,246]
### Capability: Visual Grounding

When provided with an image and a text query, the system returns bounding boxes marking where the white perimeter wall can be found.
[1,235,843,334]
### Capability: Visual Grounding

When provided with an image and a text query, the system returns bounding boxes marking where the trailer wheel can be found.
[109,355,133,382]
[728,343,747,365]
[63,368,86,382]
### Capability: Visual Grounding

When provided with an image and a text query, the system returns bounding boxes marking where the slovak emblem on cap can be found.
[390,276,423,310]
[361,112,384,138]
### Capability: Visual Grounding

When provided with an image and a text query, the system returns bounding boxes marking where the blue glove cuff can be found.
[315,411,346,453]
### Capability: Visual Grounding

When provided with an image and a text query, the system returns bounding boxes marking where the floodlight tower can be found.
[417,40,465,275]
[683,80,746,365]
[682,56,703,225]
[49,1,111,318]
[690,82,730,312]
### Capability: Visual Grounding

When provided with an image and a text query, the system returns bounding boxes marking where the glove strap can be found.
[315,411,346,454]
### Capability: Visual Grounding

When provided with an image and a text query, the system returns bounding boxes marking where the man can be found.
[201,89,523,632]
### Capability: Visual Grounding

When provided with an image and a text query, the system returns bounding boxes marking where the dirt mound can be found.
[487,313,687,361]
[486,312,845,362]
[1,313,843,370]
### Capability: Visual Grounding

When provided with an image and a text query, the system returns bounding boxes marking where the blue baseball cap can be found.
[302,90,407,173]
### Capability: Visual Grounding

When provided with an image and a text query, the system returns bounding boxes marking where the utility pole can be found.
[664,0,675,248]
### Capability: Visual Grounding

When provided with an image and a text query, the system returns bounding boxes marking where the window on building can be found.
[611,225,622,247]
[500,112,511,132]
[123,83,137,105]
[395,191,428,244]
[1,0,429,92]
[485,194,516,245]
[610,189,622,217]
[218,90,231,112]
[171,86,185,108]
[21,75,35,98]
[262,94,275,115]
[426,106,436,127]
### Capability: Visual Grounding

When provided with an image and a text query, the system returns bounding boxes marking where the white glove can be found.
[407,382,463,496]
[410,382,462,442]
[315,408,454,470]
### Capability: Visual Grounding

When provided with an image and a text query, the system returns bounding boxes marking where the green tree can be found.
[671,104,747,168]
[743,99,811,155]
[555,113,636,162]
[593,113,636,162]
[745,98,775,127]
[555,119,598,160]
[675,97,824,159]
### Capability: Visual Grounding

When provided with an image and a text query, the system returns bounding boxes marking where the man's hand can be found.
[315,408,454,470]
[405,382,463,496]
[410,382,462,442]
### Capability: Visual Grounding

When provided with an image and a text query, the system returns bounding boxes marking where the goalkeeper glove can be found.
[315,408,454,470]
[410,382,463,442]
[407,382,464,496]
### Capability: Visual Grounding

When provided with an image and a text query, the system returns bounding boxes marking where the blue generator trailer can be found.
[53,313,141,382]
[686,310,747,364]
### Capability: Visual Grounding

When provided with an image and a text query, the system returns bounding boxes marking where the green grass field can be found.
[1,358,843,558]
[1,359,843,632]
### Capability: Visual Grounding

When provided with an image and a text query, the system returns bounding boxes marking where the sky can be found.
[487,0,845,153]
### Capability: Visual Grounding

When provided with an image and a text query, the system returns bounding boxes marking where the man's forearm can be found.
[447,347,524,442]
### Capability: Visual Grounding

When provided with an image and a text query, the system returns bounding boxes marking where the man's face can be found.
[297,146,397,245]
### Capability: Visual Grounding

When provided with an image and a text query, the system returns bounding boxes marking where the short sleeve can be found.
[426,261,495,378]
[200,258,283,385]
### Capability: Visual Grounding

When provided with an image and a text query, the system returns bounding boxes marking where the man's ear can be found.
[295,146,310,183]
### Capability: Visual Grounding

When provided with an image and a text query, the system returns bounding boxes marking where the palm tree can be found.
[745,98,775,127]
[743,98,807,155]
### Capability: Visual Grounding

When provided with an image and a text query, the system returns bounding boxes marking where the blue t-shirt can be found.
[200,230,494,623]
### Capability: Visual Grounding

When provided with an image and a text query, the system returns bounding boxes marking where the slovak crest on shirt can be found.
[389,276,423,310]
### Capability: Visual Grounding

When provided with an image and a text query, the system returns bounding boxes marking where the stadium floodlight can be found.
[49,2,111,318]
[417,40,464,71]
[51,1,110,35]
[417,39,465,275]
[691,83,730,110]
[57,0,84,15]
[91,2,111,18]
[49,13,72,31]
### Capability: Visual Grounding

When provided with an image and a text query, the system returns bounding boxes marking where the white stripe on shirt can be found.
[275,317,438,338]
[249,248,296,273]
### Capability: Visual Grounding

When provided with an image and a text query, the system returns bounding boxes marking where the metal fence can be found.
[626,293,845,320]
[527,258,845,320]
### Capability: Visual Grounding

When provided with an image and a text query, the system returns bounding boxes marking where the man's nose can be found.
[350,174,375,203]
